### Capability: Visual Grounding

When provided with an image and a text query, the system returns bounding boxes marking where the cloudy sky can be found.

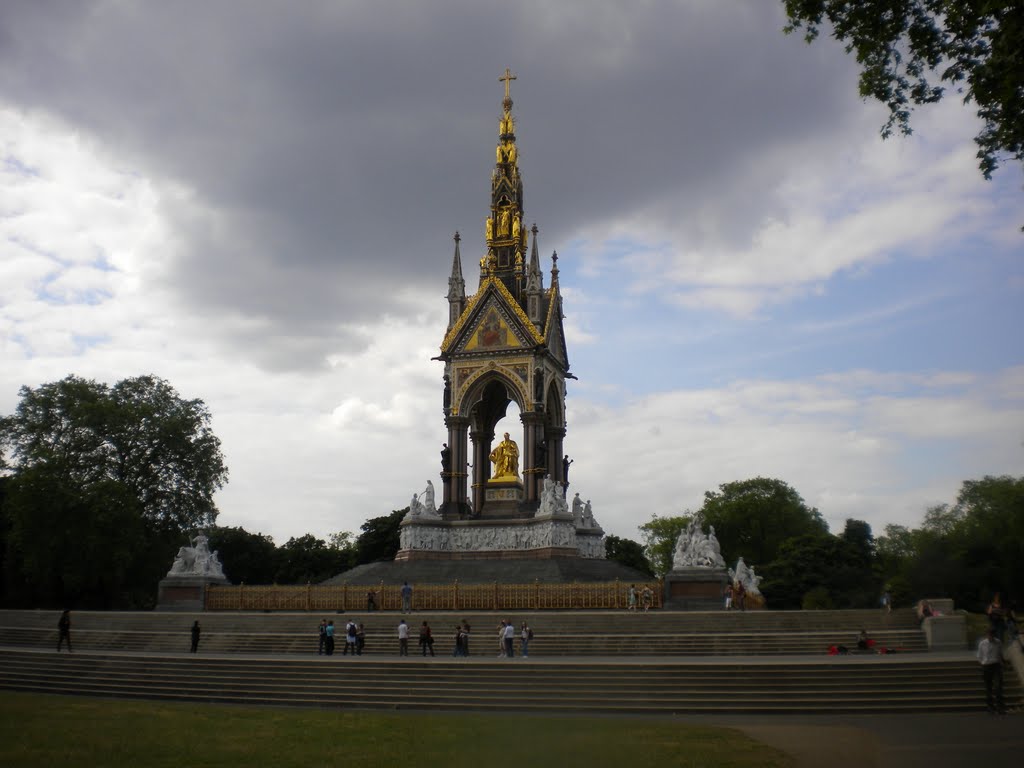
[1,1,1021,551]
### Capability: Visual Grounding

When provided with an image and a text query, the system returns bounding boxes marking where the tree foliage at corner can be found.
[638,514,691,577]
[355,509,407,565]
[782,0,1024,178]
[698,477,828,568]
[604,535,654,576]
[0,375,228,608]
[1,375,227,532]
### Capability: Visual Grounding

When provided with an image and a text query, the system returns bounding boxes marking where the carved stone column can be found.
[520,409,546,504]
[442,415,470,518]
[549,426,567,485]
[469,427,493,517]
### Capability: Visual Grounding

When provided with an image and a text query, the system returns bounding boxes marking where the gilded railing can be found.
[205,580,663,612]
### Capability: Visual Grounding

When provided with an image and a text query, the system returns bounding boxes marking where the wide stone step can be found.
[1,649,1018,714]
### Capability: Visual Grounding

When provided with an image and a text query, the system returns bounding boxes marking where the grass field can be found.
[0,691,794,768]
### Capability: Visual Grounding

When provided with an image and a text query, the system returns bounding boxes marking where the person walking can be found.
[420,621,435,656]
[190,620,201,653]
[503,618,515,659]
[461,621,471,657]
[398,619,409,656]
[401,582,413,614]
[724,583,734,610]
[318,619,328,655]
[56,610,72,653]
[627,584,637,611]
[987,593,1006,641]
[324,620,335,656]
[520,621,532,658]
[452,625,464,657]
[497,620,507,657]
[343,620,358,655]
[977,628,1005,714]
[356,624,366,656]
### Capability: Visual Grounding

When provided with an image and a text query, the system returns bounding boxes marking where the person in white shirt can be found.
[503,619,515,658]
[397,619,409,656]
[977,628,1005,714]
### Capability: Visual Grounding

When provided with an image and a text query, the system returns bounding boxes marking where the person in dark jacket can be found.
[190,620,201,653]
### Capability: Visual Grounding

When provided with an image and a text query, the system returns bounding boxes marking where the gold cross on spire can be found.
[499,67,517,100]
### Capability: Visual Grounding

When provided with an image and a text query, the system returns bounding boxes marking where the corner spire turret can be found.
[525,223,544,326]
[447,231,466,329]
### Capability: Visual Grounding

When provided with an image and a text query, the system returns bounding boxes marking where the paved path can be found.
[735,711,1022,768]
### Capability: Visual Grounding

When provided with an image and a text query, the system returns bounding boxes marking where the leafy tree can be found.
[698,478,828,568]
[604,535,654,576]
[949,475,1024,607]
[275,534,351,584]
[762,523,880,609]
[638,514,691,577]
[0,374,228,607]
[1,375,227,532]
[206,526,278,584]
[355,509,406,565]
[782,0,1024,178]
[762,533,842,609]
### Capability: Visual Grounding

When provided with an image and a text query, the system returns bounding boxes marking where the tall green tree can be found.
[355,509,406,565]
[698,478,828,568]
[206,526,278,584]
[275,534,351,584]
[638,514,691,577]
[1,375,227,532]
[604,535,654,576]
[949,475,1024,607]
[782,0,1024,178]
[0,375,228,607]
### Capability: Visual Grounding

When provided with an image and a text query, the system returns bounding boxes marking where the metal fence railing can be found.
[205,580,663,612]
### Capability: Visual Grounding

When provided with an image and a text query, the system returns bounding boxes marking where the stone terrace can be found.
[2,608,1019,715]
[1,608,927,656]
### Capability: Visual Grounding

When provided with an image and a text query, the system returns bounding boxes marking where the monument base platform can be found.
[479,480,525,518]
[398,514,605,560]
[663,567,729,611]
[156,576,229,612]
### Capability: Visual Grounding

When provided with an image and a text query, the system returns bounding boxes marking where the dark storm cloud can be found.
[0,1,859,369]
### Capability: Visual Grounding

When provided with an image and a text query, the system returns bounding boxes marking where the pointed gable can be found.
[441,276,543,356]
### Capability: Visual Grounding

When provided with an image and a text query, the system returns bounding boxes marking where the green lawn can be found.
[0,691,794,768]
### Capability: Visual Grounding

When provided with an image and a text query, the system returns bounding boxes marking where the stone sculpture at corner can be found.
[404,480,442,522]
[158,532,229,611]
[167,533,226,580]
[729,556,763,598]
[671,517,726,570]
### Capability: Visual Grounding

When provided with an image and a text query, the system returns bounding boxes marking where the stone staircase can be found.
[0,608,928,656]
[1,609,1018,714]
[0,647,1019,714]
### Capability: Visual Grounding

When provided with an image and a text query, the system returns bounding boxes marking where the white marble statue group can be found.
[729,556,763,597]
[167,533,226,579]
[569,492,598,529]
[537,476,599,529]
[671,517,726,569]
[404,480,441,521]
